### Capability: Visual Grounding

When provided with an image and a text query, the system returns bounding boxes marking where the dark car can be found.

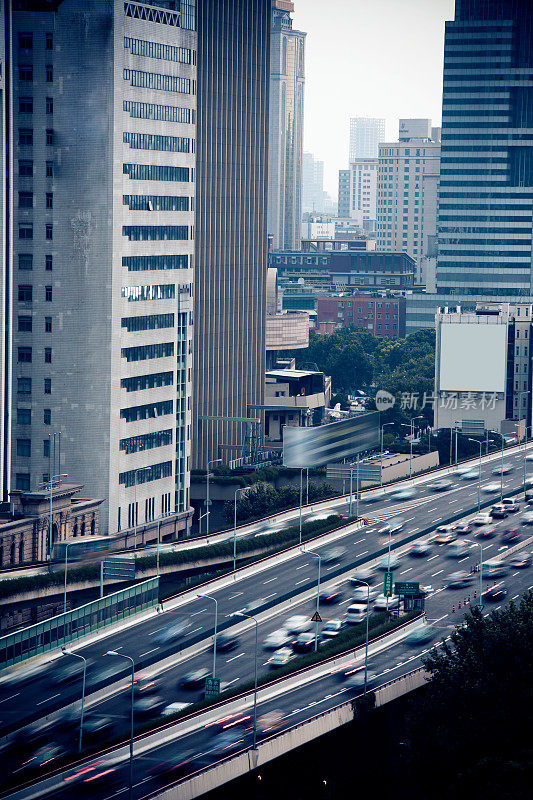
[179,668,210,689]
[447,571,474,589]
[292,632,317,654]
[322,547,346,564]
[63,758,121,793]
[319,588,344,605]
[483,584,508,602]
[134,676,160,696]
[510,552,532,569]
[51,658,91,684]
[208,730,248,759]
[145,749,198,781]
[216,633,239,652]
[490,504,508,519]
[501,528,520,544]
[455,522,473,535]
[134,696,166,719]
[83,716,115,741]
[429,479,453,492]
[17,743,67,776]
[475,527,496,540]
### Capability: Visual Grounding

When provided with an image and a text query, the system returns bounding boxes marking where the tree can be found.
[406,595,533,798]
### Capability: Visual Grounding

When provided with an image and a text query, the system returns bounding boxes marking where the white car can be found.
[492,463,513,475]
[455,466,473,476]
[351,586,378,604]
[345,604,368,624]
[522,511,533,525]
[373,594,400,611]
[462,470,480,480]
[472,513,492,525]
[263,630,291,650]
[283,615,311,634]
[482,483,501,493]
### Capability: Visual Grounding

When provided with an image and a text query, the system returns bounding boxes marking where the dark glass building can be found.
[437,0,533,298]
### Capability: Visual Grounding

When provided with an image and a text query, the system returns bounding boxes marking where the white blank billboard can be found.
[439,323,507,393]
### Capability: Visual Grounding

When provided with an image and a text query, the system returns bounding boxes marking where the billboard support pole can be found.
[356,453,360,519]
[349,467,353,517]
[299,469,303,545]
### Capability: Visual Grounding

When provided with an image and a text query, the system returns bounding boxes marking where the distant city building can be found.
[301,216,335,241]
[337,169,351,218]
[268,0,306,250]
[193,0,270,469]
[317,295,406,337]
[301,238,375,254]
[302,152,327,214]
[3,0,196,537]
[264,365,331,449]
[349,117,385,160]
[434,303,532,433]
[376,119,440,285]
[349,158,378,230]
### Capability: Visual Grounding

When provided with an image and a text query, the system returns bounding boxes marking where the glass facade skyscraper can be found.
[437,0,533,298]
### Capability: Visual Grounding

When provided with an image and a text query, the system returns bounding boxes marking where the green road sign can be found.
[383,571,394,597]
[395,582,420,596]
[204,677,220,699]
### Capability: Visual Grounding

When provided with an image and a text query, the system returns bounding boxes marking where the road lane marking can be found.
[263,577,277,584]
[399,568,412,575]
[295,564,308,570]
[228,592,244,600]
[139,648,159,658]
[0,693,19,705]
[226,652,245,663]
[428,554,439,561]
[431,570,444,577]
[37,693,59,705]
[295,578,308,586]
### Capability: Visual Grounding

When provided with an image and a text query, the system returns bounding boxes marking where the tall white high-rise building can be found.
[268,0,306,250]
[376,120,440,285]
[349,159,378,230]
[349,117,385,161]
[3,0,196,538]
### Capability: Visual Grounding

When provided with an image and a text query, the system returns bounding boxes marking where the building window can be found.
[18,347,32,363]
[45,224,53,240]
[119,429,173,455]
[120,400,173,423]
[19,32,33,49]
[17,439,31,457]
[45,33,53,50]
[43,440,50,458]
[122,131,190,153]
[123,68,190,95]
[122,226,188,242]
[18,377,31,395]
[123,37,192,64]
[44,347,52,363]
[19,97,33,114]
[44,408,51,425]
[19,128,33,146]
[46,129,54,146]
[46,193,53,209]
[121,313,174,332]
[44,378,51,394]
[45,317,52,332]
[18,285,32,302]
[19,160,33,176]
[19,191,33,208]
[45,285,52,301]
[123,163,190,182]
[45,254,53,271]
[121,285,175,302]
[119,460,173,487]
[19,224,33,239]
[16,474,30,491]
[121,371,174,392]
[17,408,31,425]
[121,342,174,362]
[123,100,192,124]
[18,254,33,270]
[46,161,53,178]
[122,195,190,212]
[45,64,53,82]
[46,97,53,114]
[122,254,188,271]
[19,64,33,81]
[18,316,32,332]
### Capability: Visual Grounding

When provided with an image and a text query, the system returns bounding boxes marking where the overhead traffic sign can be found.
[395,582,420,596]
[311,611,322,623]
[204,677,220,699]
[383,571,394,597]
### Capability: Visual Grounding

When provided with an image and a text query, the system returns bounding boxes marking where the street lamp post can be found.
[518,391,530,500]
[500,431,504,502]
[454,420,461,467]
[197,593,218,678]
[106,651,134,800]
[63,541,76,614]
[233,487,247,573]
[380,422,394,487]
[234,611,258,749]
[205,459,222,538]
[351,579,370,695]
[401,416,424,480]
[38,472,68,569]
[61,648,86,753]
[306,549,322,651]
[468,438,482,513]
[299,468,304,545]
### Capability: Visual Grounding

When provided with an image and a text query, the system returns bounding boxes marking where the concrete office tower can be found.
[268,0,306,250]
[349,158,378,231]
[193,0,270,469]
[338,169,351,219]
[376,119,440,285]
[436,0,533,298]
[0,9,7,501]
[349,117,385,161]
[302,152,326,214]
[6,0,196,536]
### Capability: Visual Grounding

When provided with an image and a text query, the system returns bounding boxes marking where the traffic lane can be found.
[0,467,528,730]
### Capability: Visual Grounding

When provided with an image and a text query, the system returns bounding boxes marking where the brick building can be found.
[316,295,406,338]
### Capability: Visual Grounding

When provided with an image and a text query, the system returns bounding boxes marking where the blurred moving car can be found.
[406,626,436,646]
[257,710,284,738]
[292,632,317,653]
[501,528,520,544]
[378,517,405,536]
[322,547,346,564]
[345,604,368,623]
[493,463,513,475]
[447,571,474,589]
[482,584,508,601]
[145,749,198,781]
[378,554,402,570]
[373,594,399,611]
[462,470,479,480]
[434,526,457,544]
[83,716,115,741]
[475,527,496,540]
[522,511,533,525]
[63,758,121,792]
[284,615,312,634]
[501,498,520,512]
[490,504,508,519]
[482,483,501,493]
[133,676,160,696]
[351,586,378,603]
[345,670,377,691]
[482,561,508,578]
[410,541,431,557]
[216,633,239,652]
[155,619,190,645]
[264,630,291,650]
[179,668,210,689]
[390,488,416,501]
[429,479,453,492]
[321,619,345,640]
[510,552,532,568]
[455,522,473,535]
[133,696,166,719]
[17,743,67,776]
[319,588,344,605]
[208,712,252,735]
[268,647,296,668]
[350,568,376,585]
[447,540,468,558]
[472,513,492,526]
[208,730,248,758]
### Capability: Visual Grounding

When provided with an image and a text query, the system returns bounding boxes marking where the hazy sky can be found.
[292,0,455,197]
